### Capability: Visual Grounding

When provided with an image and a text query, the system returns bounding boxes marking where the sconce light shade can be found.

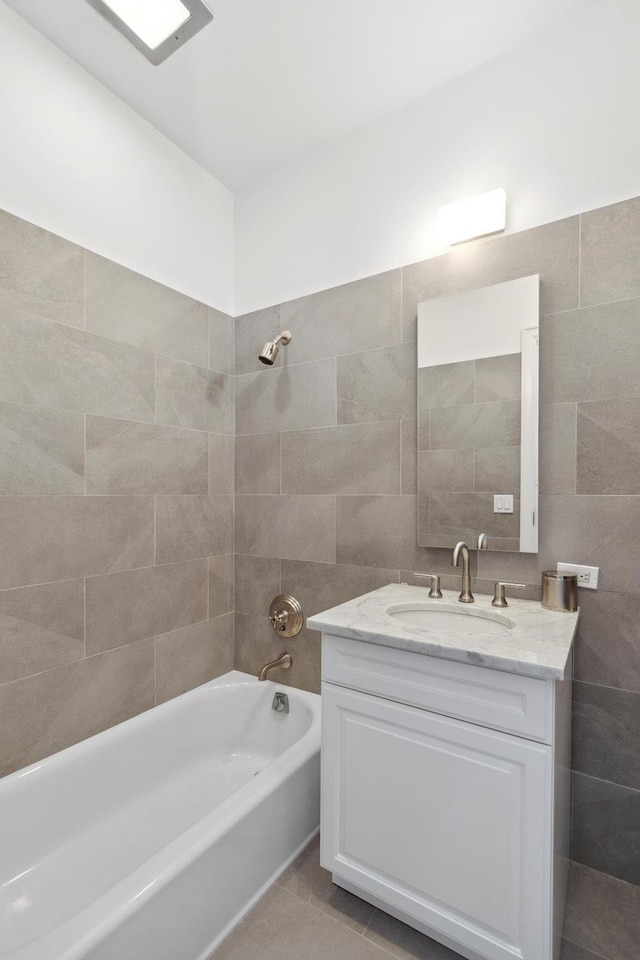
[438,188,507,246]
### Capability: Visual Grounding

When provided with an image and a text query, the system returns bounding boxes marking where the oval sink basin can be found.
[385,602,513,633]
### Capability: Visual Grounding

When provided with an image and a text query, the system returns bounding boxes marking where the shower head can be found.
[258,330,292,366]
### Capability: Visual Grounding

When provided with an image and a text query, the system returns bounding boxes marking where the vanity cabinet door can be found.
[321,683,552,960]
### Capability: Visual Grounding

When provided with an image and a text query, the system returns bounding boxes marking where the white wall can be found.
[0,2,234,314]
[235,0,640,314]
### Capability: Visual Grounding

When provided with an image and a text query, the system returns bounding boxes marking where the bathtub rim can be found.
[2,670,321,960]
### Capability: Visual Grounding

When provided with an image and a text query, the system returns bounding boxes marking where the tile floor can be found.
[211,837,640,960]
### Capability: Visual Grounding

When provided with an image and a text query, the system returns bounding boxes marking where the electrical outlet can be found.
[557,562,599,590]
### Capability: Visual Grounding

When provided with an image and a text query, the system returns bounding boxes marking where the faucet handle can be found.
[412,573,443,599]
[492,581,527,608]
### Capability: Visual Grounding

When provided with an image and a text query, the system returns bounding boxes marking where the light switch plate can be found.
[494,494,514,514]
[557,562,599,590]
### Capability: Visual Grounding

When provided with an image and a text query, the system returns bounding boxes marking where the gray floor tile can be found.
[277,836,376,934]
[363,909,460,960]
[560,942,608,960]
[213,884,390,959]
[563,861,640,960]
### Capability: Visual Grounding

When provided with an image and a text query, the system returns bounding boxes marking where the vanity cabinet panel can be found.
[323,633,553,743]
[321,683,553,960]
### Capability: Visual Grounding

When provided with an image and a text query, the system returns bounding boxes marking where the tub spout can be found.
[258,653,292,681]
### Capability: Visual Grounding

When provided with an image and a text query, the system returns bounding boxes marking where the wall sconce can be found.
[438,188,507,246]
[85,0,213,65]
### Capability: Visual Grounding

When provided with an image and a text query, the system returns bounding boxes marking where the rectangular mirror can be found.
[417,275,539,553]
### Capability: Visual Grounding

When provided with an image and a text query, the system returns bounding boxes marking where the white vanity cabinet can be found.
[320,633,572,960]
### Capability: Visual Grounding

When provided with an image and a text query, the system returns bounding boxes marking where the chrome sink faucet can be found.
[452,541,474,603]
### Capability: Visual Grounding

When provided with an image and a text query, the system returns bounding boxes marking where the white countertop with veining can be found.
[307,583,579,680]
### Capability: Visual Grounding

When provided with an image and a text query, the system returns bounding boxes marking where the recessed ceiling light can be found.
[99,0,190,50]
[85,0,213,65]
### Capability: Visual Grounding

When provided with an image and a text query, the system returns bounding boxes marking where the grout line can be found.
[573,402,578,496]
[207,556,210,619]
[574,676,640,698]
[560,936,610,960]
[83,413,87,496]
[82,249,87,330]
[83,577,87,659]
[578,213,582,309]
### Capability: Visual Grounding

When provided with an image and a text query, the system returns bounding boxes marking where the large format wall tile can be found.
[235,554,281,617]
[208,554,234,618]
[401,420,417,494]
[238,271,401,377]
[563,862,640,960]
[278,271,401,367]
[234,305,282,376]
[0,401,84,494]
[85,253,209,365]
[281,560,399,650]
[236,495,335,562]
[0,638,155,778]
[235,359,336,435]
[540,496,640,596]
[0,579,84,684]
[235,433,280,494]
[336,495,421,570]
[574,590,640,694]
[337,342,416,423]
[402,216,579,340]
[86,559,208,655]
[155,495,233,564]
[580,197,640,306]
[0,496,154,590]
[539,403,576,495]
[0,308,155,422]
[577,398,640,495]
[234,612,321,695]
[573,681,640,790]
[155,355,233,433]
[0,210,84,327]
[540,299,640,404]
[155,614,234,704]
[208,433,234,494]
[209,308,235,376]
[281,422,401,495]
[86,416,208,494]
[572,771,640,886]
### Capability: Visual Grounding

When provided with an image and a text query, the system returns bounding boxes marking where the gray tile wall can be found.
[3,197,639,893]
[233,197,640,888]
[0,208,235,778]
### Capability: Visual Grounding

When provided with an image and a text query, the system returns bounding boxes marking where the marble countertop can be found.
[306,583,579,680]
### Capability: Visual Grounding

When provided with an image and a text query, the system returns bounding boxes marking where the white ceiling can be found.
[5,0,598,190]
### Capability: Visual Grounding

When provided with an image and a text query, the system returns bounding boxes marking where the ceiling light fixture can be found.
[438,188,507,245]
[85,0,213,65]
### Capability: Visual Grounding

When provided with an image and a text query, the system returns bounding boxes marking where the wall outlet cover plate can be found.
[557,562,599,590]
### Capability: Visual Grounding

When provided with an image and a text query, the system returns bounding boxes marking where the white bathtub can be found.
[0,671,321,960]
